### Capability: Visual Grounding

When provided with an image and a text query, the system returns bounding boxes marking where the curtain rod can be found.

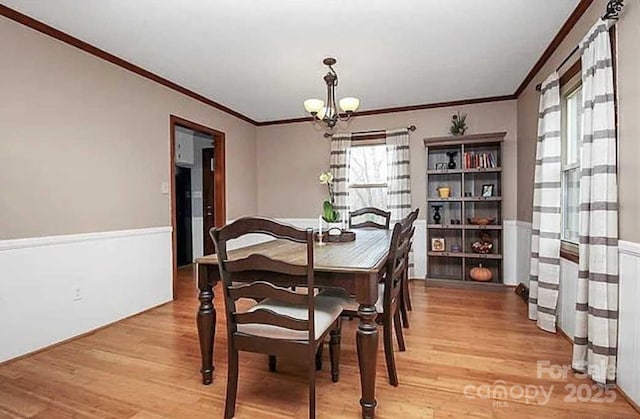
[535,0,624,92]
[323,125,416,138]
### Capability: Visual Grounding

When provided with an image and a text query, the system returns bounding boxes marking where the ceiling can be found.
[3,0,580,122]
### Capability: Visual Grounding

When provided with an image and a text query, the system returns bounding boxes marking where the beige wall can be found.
[616,2,640,243]
[516,0,640,242]
[256,101,518,220]
[0,17,257,240]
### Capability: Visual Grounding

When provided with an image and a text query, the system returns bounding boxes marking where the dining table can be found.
[194,228,392,419]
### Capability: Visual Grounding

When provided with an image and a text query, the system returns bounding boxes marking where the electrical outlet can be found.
[161,181,170,194]
[73,287,82,302]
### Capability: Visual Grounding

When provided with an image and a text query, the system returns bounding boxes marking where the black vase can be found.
[446,151,458,169]
[431,205,443,224]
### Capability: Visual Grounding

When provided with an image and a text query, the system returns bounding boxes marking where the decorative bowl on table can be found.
[314,229,356,243]
[467,217,496,226]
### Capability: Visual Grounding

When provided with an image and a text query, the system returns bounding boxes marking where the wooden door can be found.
[202,147,215,255]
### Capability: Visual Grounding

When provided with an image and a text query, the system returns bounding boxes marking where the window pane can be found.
[565,87,583,166]
[348,145,387,185]
[348,186,387,212]
[563,168,580,243]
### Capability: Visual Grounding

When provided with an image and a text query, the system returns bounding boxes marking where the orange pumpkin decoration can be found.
[470,264,493,282]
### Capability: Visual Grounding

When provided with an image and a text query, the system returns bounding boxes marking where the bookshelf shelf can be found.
[428,252,503,260]
[427,224,503,230]
[424,132,505,285]
[426,168,502,175]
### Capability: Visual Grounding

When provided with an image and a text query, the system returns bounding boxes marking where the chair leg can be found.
[383,316,399,387]
[400,289,410,329]
[315,343,323,371]
[268,355,276,372]
[329,320,341,383]
[309,351,317,419]
[225,349,239,419]
[394,310,406,352]
[404,269,413,311]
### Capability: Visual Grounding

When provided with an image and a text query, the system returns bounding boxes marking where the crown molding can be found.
[257,95,516,126]
[0,4,259,126]
[2,1,595,126]
[514,0,594,97]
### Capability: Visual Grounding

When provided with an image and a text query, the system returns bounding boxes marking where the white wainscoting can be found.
[516,222,579,338]
[192,216,204,260]
[515,221,533,287]
[557,258,578,339]
[516,222,640,406]
[618,240,640,407]
[503,220,529,285]
[0,227,173,363]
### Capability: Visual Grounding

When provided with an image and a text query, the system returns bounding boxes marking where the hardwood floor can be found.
[0,266,637,418]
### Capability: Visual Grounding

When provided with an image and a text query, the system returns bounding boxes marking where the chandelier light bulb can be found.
[339,97,360,113]
[304,98,324,115]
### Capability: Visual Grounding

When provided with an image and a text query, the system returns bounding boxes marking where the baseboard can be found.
[557,326,573,345]
[425,278,511,291]
[616,386,640,415]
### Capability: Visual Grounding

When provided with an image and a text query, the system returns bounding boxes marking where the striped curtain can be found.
[330,133,352,223]
[572,20,618,385]
[528,72,562,333]
[386,128,412,275]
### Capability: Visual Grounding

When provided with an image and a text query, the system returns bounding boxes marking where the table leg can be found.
[356,273,379,419]
[196,263,216,385]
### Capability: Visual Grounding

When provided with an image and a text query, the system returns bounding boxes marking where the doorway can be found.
[175,165,193,266]
[170,115,226,298]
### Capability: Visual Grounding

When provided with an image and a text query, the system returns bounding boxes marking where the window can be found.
[561,83,583,243]
[348,144,387,211]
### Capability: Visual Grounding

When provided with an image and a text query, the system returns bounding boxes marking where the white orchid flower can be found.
[319,171,334,184]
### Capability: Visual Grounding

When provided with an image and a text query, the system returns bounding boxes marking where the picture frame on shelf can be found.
[481,184,494,197]
[435,163,448,170]
[431,237,445,252]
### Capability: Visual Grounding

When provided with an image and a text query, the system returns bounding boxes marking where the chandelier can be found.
[303,57,360,129]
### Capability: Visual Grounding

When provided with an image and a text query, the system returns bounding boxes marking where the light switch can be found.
[161,181,170,194]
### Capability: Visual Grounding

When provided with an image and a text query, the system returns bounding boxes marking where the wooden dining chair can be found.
[210,217,344,419]
[399,208,419,328]
[319,221,411,386]
[349,207,391,229]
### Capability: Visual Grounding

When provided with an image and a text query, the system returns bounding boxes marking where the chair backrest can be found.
[401,208,419,245]
[349,207,391,229]
[210,217,316,341]
[382,222,412,312]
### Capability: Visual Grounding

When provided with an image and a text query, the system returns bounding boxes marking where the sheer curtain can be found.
[572,20,619,385]
[330,133,352,224]
[528,72,562,333]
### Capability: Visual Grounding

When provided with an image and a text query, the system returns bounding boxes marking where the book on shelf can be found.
[464,152,497,169]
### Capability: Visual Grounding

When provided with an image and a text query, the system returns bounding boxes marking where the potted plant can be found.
[450,111,468,136]
[319,171,342,234]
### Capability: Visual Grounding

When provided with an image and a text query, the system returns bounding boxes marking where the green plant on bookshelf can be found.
[450,111,467,136]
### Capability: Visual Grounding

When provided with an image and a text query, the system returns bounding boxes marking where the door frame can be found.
[169,115,226,299]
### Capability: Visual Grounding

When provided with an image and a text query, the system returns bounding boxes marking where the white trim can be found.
[619,240,640,257]
[505,219,532,230]
[0,226,172,251]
